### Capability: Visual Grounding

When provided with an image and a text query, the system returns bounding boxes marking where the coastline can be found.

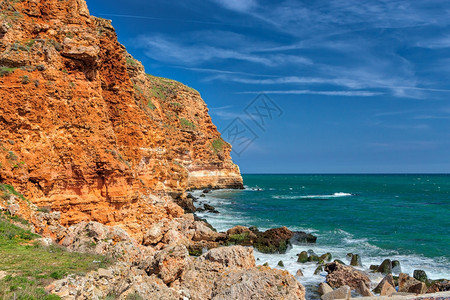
[189,184,450,300]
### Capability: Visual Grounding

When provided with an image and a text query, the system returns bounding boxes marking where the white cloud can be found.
[416,36,450,49]
[210,0,257,13]
[239,90,382,97]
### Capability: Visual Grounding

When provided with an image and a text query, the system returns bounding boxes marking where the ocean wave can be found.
[273,192,353,200]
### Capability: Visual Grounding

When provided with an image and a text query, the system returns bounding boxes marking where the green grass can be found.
[211,138,224,153]
[180,118,196,130]
[0,213,111,299]
[0,183,26,201]
[0,67,17,77]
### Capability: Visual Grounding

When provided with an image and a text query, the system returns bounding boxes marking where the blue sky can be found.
[87,0,450,173]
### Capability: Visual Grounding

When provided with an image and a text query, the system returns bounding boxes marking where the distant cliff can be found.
[0,0,242,236]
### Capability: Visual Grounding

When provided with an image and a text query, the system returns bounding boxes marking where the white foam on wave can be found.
[273,192,353,200]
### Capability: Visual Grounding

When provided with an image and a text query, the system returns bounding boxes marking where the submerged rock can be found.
[297,251,309,263]
[291,231,317,244]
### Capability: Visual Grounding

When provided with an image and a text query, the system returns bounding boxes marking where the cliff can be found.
[0,0,242,237]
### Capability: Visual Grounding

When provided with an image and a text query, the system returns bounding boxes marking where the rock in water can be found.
[297,251,309,263]
[324,262,371,290]
[376,259,392,274]
[392,260,402,273]
[413,269,428,282]
[278,260,284,267]
[296,269,304,277]
[319,253,332,262]
[427,280,450,293]
[350,254,362,267]
[314,265,324,275]
[321,285,351,300]
[291,231,317,244]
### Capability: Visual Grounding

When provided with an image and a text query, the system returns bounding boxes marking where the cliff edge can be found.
[0,0,242,237]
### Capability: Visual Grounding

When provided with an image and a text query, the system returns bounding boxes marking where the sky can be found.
[86,0,450,173]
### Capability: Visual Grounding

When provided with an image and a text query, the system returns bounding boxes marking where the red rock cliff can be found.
[0,0,242,235]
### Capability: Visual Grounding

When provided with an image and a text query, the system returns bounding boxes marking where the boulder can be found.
[369,265,378,271]
[291,231,317,244]
[204,204,219,213]
[192,221,223,242]
[297,251,309,263]
[373,273,395,294]
[226,226,257,246]
[308,255,320,262]
[142,222,164,245]
[376,259,392,274]
[350,254,362,267]
[408,282,427,294]
[324,262,371,290]
[144,244,190,284]
[296,269,304,277]
[427,280,450,293]
[318,282,333,296]
[321,285,351,300]
[278,260,284,267]
[380,281,396,296]
[357,281,374,297]
[398,273,423,293]
[201,246,255,269]
[253,226,293,254]
[413,269,428,282]
[314,265,324,275]
[319,253,332,262]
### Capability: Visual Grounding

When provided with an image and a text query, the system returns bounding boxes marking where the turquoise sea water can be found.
[193,174,450,287]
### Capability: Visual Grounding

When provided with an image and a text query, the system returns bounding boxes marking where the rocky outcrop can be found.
[324,262,371,290]
[0,0,242,238]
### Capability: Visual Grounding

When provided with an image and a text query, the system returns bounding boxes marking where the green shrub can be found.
[180,118,195,130]
[0,67,17,77]
[212,138,224,152]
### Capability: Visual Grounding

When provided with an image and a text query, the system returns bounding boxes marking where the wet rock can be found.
[202,188,211,193]
[226,226,257,246]
[308,255,320,262]
[333,259,346,265]
[249,226,259,232]
[392,260,402,273]
[373,273,395,294]
[314,265,324,275]
[357,281,374,297]
[350,254,362,267]
[291,231,317,244]
[321,285,351,300]
[369,264,378,271]
[278,260,284,267]
[318,282,333,296]
[376,259,392,274]
[427,280,450,293]
[253,226,293,254]
[413,269,428,282]
[297,251,309,263]
[380,281,396,296]
[199,194,206,197]
[324,262,371,290]
[204,204,219,213]
[319,253,332,262]
[296,269,304,277]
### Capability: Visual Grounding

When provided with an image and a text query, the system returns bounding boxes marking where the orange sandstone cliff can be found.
[0,0,242,237]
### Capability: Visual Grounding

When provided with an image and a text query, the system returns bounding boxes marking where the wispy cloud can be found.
[239,90,382,97]
[416,36,450,49]
[210,0,257,13]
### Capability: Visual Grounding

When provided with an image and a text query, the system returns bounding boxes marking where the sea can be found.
[192,174,450,298]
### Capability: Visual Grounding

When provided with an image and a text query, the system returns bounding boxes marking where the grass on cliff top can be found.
[0,213,111,300]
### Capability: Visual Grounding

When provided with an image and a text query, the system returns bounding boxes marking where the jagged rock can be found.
[142,222,164,245]
[192,221,223,242]
[297,251,309,263]
[398,273,423,293]
[357,281,374,297]
[0,22,9,34]
[413,269,428,282]
[144,244,190,284]
[318,282,333,296]
[291,231,317,244]
[202,188,211,193]
[174,195,196,213]
[308,254,320,262]
[373,273,395,294]
[408,282,427,294]
[370,264,378,271]
[334,259,346,265]
[376,259,392,274]
[380,281,396,296]
[321,285,351,300]
[324,262,371,290]
[296,269,304,277]
[278,260,284,267]
[427,280,450,293]
[201,246,255,269]
[204,204,219,213]
[350,254,362,266]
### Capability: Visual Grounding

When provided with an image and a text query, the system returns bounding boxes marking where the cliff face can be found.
[0,0,242,235]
